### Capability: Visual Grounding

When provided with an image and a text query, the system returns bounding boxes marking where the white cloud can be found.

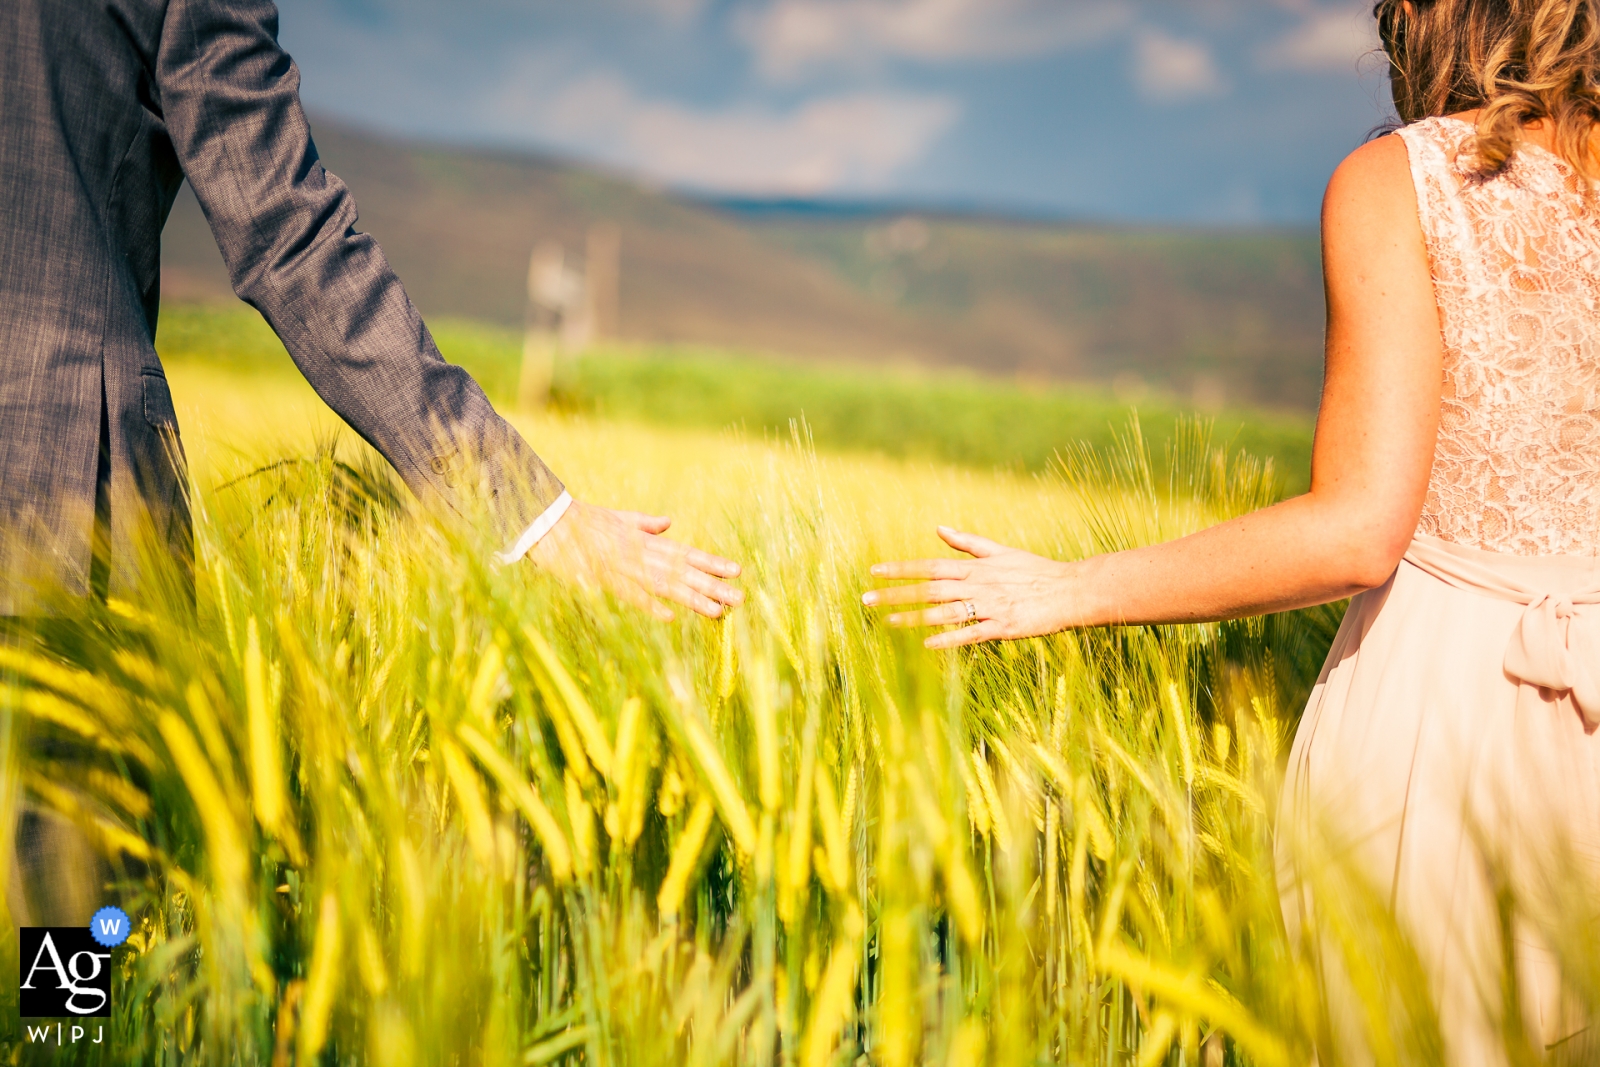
[515,72,961,195]
[1132,30,1227,102]
[1259,4,1381,72]
[738,0,1131,79]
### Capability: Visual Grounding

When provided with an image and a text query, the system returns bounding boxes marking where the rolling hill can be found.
[161,119,1326,410]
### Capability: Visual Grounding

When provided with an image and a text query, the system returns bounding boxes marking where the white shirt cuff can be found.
[495,490,573,567]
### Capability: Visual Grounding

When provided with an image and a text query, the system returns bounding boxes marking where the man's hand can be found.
[528,500,744,620]
[862,526,1075,649]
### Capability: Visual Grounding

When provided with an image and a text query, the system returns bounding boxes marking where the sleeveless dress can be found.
[1279,116,1600,1065]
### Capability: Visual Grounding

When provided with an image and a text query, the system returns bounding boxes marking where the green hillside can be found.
[746,214,1325,410]
[161,120,1327,410]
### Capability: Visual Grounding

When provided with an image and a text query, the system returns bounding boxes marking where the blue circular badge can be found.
[90,906,131,948]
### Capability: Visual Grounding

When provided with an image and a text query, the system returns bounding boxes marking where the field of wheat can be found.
[0,335,1517,1066]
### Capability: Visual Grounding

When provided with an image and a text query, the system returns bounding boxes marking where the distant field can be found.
[156,303,1315,493]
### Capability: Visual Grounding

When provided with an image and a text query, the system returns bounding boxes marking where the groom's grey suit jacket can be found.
[0,0,566,614]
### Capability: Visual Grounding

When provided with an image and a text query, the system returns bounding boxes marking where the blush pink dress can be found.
[1280,116,1600,1065]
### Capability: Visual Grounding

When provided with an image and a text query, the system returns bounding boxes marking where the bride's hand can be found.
[528,499,743,621]
[862,526,1077,648]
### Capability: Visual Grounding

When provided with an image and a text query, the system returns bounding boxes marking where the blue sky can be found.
[273,0,1398,225]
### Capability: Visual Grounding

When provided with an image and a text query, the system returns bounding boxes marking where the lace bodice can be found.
[1399,117,1600,557]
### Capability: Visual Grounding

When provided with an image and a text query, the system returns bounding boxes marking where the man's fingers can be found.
[677,566,745,607]
[925,621,1003,650]
[627,561,730,619]
[862,580,960,608]
[614,510,673,535]
[627,529,743,586]
[608,573,676,621]
[937,526,1006,559]
[685,547,742,580]
[656,579,731,620]
[533,500,745,623]
[628,543,743,615]
[868,558,970,582]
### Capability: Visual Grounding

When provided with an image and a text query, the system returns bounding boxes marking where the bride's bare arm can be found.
[864,134,1444,648]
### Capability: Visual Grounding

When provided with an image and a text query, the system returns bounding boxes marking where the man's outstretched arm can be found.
[155,0,740,616]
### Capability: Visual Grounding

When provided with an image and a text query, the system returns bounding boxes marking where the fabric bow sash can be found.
[1404,536,1600,727]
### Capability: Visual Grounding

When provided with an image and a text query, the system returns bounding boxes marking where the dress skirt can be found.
[1279,535,1600,1065]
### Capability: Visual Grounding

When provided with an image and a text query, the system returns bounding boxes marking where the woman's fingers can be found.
[884,602,974,629]
[859,528,1064,647]
[937,526,1006,558]
[925,620,1003,649]
[862,580,961,608]
[869,558,971,581]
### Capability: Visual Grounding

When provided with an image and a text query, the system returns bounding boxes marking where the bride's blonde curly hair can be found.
[1375,0,1600,177]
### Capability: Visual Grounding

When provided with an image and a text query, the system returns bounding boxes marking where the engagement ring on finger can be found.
[963,600,978,623]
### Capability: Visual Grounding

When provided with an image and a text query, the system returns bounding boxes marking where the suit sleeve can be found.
[155,0,564,543]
